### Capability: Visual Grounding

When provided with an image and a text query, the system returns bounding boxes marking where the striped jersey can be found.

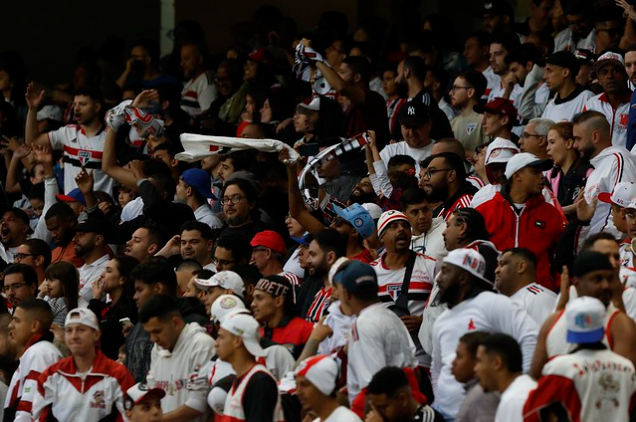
[181,70,217,116]
[509,283,557,326]
[371,252,438,316]
[305,286,332,323]
[47,125,114,195]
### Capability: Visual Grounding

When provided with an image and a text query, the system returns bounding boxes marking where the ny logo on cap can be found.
[407,106,415,116]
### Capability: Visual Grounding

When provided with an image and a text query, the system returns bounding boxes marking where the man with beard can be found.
[0,208,33,264]
[157,221,215,270]
[553,1,595,53]
[574,111,636,238]
[330,204,375,263]
[400,188,447,260]
[583,52,632,149]
[73,218,111,307]
[3,265,38,311]
[44,202,83,267]
[529,251,636,379]
[431,248,538,420]
[301,229,345,322]
[420,153,477,221]
[487,34,522,107]
[347,176,378,206]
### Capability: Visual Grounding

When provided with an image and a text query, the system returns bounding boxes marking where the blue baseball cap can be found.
[290,233,312,247]
[56,188,86,206]
[333,203,375,239]
[332,260,377,292]
[182,169,216,200]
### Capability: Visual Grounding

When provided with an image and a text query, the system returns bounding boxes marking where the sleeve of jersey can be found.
[16,350,61,422]
[47,126,68,151]
[522,374,581,422]
[487,295,539,372]
[32,370,55,422]
[185,340,217,413]
[113,365,135,420]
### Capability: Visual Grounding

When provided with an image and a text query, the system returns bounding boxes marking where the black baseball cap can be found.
[75,218,110,238]
[545,51,580,77]
[398,101,431,127]
[477,0,515,17]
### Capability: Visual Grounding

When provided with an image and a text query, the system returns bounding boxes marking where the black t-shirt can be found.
[242,371,280,422]
[412,404,447,421]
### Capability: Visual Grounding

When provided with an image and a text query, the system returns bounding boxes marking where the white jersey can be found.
[410,218,448,261]
[541,88,594,122]
[583,146,636,237]
[314,406,362,422]
[371,252,438,316]
[4,340,62,422]
[77,254,110,307]
[509,283,557,326]
[431,291,539,420]
[317,301,353,355]
[553,27,595,53]
[147,323,215,422]
[347,303,417,403]
[495,374,536,422]
[583,92,632,149]
[525,349,636,422]
[482,67,501,101]
[181,70,217,116]
[48,125,114,195]
[487,82,523,110]
[379,140,434,170]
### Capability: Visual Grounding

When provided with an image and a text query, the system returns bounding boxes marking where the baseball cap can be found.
[56,188,87,206]
[594,51,625,74]
[194,271,245,299]
[220,313,266,357]
[598,182,636,209]
[485,137,520,165]
[182,168,216,200]
[473,98,518,123]
[126,383,166,407]
[36,105,63,122]
[332,260,378,292]
[545,51,580,77]
[571,251,613,278]
[442,248,492,285]
[298,97,320,112]
[478,0,514,17]
[362,203,382,220]
[75,218,110,237]
[574,49,596,65]
[210,294,248,323]
[398,101,431,127]
[290,233,312,247]
[294,355,339,396]
[333,203,375,239]
[504,152,552,179]
[565,296,606,344]
[251,230,287,255]
[377,210,410,239]
[65,308,100,330]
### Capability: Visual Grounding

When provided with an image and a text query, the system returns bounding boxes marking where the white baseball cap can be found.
[362,203,382,220]
[210,294,248,323]
[220,313,266,357]
[565,296,606,344]
[598,182,636,209]
[594,51,625,74]
[36,105,63,122]
[485,137,520,165]
[65,308,100,330]
[442,248,492,285]
[126,382,166,407]
[504,152,552,179]
[194,271,245,299]
[298,97,320,112]
[294,355,339,396]
[377,210,410,239]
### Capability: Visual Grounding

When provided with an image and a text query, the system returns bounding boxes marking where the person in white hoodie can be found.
[402,187,447,260]
[141,294,215,422]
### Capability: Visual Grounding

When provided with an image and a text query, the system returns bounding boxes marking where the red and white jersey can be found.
[305,286,332,323]
[386,97,407,134]
[437,193,474,221]
[553,27,595,53]
[583,92,632,149]
[48,125,114,195]
[32,350,134,421]
[546,305,619,359]
[496,374,536,422]
[220,363,285,422]
[541,88,594,122]
[279,271,301,287]
[523,349,636,422]
[181,71,217,117]
[5,340,62,422]
[509,283,557,326]
[371,252,438,316]
[482,67,501,100]
[467,175,487,190]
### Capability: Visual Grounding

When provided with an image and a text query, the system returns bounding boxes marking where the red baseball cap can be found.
[250,230,287,255]
[474,97,518,122]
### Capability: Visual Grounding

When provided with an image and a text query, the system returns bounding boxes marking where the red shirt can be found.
[260,317,313,352]
[350,248,375,264]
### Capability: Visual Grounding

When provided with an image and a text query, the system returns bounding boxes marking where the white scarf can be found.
[175,134,301,163]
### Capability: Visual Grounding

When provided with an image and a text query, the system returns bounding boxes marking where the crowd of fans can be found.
[3,0,636,420]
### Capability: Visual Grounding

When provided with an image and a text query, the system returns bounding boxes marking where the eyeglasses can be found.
[221,195,246,205]
[422,168,452,179]
[213,257,235,267]
[2,283,27,293]
[451,85,471,91]
[14,253,35,262]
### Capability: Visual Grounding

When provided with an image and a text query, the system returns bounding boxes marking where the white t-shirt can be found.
[482,67,501,101]
[78,254,110,307]
[509,283,557,326]
[379,141,434,169]
[314,406,362,422]
[181,70,217,116]
[541,88,594,122]
[495,374,537,422]
[48,125,114,195]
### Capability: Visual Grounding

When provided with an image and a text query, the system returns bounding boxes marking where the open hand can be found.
[75,168,95,195]
[132,89,159,109]
[576,189,597,222]
[31,145,53,164]
[25,82,45,110]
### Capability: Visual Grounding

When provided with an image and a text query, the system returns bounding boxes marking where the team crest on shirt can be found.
[90,390,106,409]
[78,150,92,167]
[596,373,621,408]
[468,319,476,330]
[620,113,628,129]
[466,123,477,135]
[387,284,402,301]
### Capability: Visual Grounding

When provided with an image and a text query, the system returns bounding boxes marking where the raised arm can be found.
[24,83,52,147]
[5,143,32,194]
